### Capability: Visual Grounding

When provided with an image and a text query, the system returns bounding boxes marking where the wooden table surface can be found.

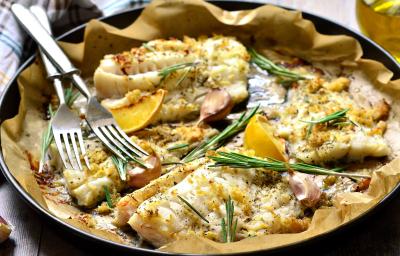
[1,1,399,255]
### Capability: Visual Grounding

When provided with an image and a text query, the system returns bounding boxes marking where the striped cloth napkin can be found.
[0,0,148,92]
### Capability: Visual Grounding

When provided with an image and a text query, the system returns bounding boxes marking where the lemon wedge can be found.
[109,89,165,133]
[244,114,287,161]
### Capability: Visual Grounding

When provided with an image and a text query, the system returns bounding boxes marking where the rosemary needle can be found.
[221,196,237,243]
[167,143,189,151]
[208,151,371,179]
[111,155,127,181]
[39,105,55,172]
[249,48,307,81]
[301,109,349,125]
[177,195,209,223]
[301,109,352,139]
[142,42,156,53]
[161,162,185,166]
[103,186,114,208]
[64,85,80,107]
[159,62,199,82]
[182,106,259,163]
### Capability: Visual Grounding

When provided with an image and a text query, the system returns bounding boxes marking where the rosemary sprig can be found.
[158,62,198,83]
[177,195,209,223]
[208,152,371,179]
[39,105,55,172]
[221,196,238,243]
[167,143,189,151]
[249,48,308,81]
[103,186,114,208]
[301,109,353,139]
[301,109,349,125]
[182,106,259,163]
[39,88,80,172]
[175,64,193,87]
[111,155,127,181]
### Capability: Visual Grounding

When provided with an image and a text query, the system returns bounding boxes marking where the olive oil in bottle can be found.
[356,0,400,62]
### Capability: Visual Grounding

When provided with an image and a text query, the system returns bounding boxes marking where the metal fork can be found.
[31,7,89,171]
[12,4,149,163]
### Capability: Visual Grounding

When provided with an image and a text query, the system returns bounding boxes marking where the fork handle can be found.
[11,4,78,76]
[28,7,66,105]
[12,4,91,99]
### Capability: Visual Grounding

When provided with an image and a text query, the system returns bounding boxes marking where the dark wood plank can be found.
[37,224,90,256]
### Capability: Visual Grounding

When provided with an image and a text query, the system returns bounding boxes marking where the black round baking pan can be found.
[1,1,399,255]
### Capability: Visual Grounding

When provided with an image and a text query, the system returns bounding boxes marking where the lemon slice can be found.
[244,114,287,161]
[109,89,165,133]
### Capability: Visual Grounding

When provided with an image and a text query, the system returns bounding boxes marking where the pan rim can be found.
[1,1,400,255]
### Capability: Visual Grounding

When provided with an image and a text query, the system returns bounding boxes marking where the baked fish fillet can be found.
[113,158,206,227]
[95,36,250,123]
[274,76,390,164]
[63,125,217,208]
[131,123,218,169]
[128,159,309,247]
[63,140,125,208]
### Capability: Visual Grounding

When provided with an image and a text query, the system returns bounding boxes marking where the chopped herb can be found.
[103,186,114,208]
[167,143,189,151]
[208,151,371,179]
[111,155,127,181]
[182,106,259,163]
[177,195,209,223]
[142,42,156,53]
[249,48,308,81]
[221,196,238,243]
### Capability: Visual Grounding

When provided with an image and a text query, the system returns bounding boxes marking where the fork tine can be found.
[107,125,143,157]
[111,124,149,156]
[70,132,82,171]
[92,127,127,161]
[53,131,71,170]
[98,126,136,160]
[62,133,79,170]
[77,132,90,169]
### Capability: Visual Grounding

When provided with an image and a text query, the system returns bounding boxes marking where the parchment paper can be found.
[2,0,400,253]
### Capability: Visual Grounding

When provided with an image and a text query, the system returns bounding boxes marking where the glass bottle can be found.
[356,0,400,62]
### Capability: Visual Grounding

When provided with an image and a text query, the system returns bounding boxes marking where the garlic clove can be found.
[289,172,322,207]
[127,155,161,188]
[0,216,11,243]
[198,88,234,124]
